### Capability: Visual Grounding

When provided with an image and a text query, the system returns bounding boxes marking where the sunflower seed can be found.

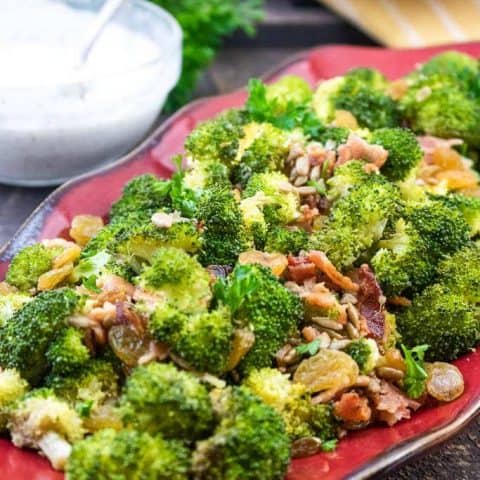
[346,303,360,328]
[309,165,320,180]
[376,366,405,381]
[296,186,317,195]
[312,316,343,331]
[293,175,308,186]
[295,155,310,176]
[345,322,360,339]
[329,339,352,350]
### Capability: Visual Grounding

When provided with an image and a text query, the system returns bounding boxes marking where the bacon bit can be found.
[337,133,388,169]
[418,136,463,156]
[306,142,326,165]
[308,251,359,293]
[356,264,386,340]
[363,163,379,174]
[302,326,321,343]
[388,295,412,307]
[287,257,316,283]
[370,380,421,426]
[304,288,338,309]
[296,205,320,231]
[334,392,372,423]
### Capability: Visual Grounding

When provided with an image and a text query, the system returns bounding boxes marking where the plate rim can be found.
[1,43,479,479]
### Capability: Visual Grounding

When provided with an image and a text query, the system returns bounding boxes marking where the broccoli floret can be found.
[67,429,190,480]
[9,388,85,470]
[406,199,470,260]
[46,327,90,377]
[109,174,171,224]
[0,293,31,327]
[230,265,303,373]
[371,218,434,295]
[0,289,79,385]
[193,386,290,480]
[265,75,313,110]
[115,221,202,269]
[431,193,480,237]
[149,303,187,345]
[243,172,300,225]
[0,369,28,430]
[244,368,338,442]
[317,126,350,146]
[313,68,400,130]
[233,122,291,182]
[6,244,59,291]
[173,306,234,374]
[344,338,379,374]
[197,186,249,266]
[326,159,372,201]
[417,51,479,91]
[264,226,309,255]
[400,75,480,147]
[398,284,480,361]
[311,177,401,269]
[137,246,211,314]
[184,160,231,190]
[436,243,480,303]
[45,359,120,432]
[185,112,245,166]
[118,362,214,440]
[370,128,423,181]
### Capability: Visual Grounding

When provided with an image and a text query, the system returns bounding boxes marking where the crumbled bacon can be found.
[356,264,386,340]
[287,256,316,283]
[370,380,421,426]
[337,133,388,169]
[308,250,359,293]
[334,392,372,424]
[418,136,463,160]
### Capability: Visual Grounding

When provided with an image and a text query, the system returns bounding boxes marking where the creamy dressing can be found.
[0,0,181,185]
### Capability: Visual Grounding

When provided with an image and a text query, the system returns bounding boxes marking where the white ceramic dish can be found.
[0,0,182,186]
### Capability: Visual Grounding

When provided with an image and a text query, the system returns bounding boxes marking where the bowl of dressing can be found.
[0,0,182,186]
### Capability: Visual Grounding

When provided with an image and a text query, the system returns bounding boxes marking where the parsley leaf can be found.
[296,339,321,357]
[76,400,94,419]
[169,155,201,217]
[82,275,101,293]
[321,439,338,452]
[401,344,429,399]
[307,179,327,196]
[214,265,260,313]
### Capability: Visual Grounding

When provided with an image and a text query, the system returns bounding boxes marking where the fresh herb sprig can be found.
[401,344,429,399]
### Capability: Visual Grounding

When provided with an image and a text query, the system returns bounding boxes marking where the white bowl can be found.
[0,0,182,186]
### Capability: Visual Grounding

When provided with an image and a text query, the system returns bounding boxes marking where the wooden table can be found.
[0,1,478,478]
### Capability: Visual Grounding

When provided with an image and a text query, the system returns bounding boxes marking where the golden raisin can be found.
[37,263,74,291]
[69,215,104,246]
[53,245,81,269]
[425,362,464,402]
[238,250,288,277]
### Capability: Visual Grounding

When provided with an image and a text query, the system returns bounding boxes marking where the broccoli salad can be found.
[1,50,480,479]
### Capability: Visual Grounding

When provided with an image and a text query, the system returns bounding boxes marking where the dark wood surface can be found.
[0,1,478,478]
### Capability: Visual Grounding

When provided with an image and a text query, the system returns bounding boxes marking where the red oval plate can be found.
[1,43,480,480]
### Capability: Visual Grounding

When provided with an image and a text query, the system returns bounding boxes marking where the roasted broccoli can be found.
[0,368,28,430]
[0,289,79,385]
[193,386,291,480]
[398,284,480,361]
[9,388,85,470]
[313,68,400,130]
[6,244,60,291]
[137,246,211,314]
[118,362,214,440]
[344,338,379,374]
[67,429,190,480]
[370,128,423,181]
[244,368,338,442]
[197,186,249,266]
